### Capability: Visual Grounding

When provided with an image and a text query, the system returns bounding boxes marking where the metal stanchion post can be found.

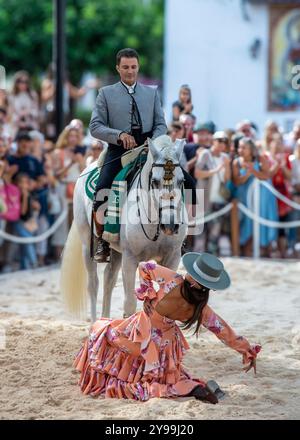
[253,178,260,258]
[231,199,240,256]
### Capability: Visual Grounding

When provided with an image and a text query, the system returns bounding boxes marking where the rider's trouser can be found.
[93,144,197,212]
[93,143,126,212]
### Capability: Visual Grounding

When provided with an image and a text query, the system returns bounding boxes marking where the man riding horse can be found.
[90,48,196,262]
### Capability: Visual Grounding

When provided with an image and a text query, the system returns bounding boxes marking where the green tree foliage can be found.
[0,0,164,82]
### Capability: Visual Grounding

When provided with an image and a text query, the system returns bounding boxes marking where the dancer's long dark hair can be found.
[180,279,210,336]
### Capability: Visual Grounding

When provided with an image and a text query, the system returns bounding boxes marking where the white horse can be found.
[61,135,188,322]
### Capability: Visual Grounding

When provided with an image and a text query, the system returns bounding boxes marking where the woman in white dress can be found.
[8,71,40,138]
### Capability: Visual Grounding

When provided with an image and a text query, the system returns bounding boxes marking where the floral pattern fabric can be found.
[74,260,261,401]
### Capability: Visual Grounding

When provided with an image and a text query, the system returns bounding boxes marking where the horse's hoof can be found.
[93,251,111,263]
[94,256,110,263]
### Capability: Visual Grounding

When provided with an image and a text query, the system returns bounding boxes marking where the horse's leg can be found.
[83,245,99,323]
[161,248,182,271]
[102,249,122,318]
[122,250,138,318]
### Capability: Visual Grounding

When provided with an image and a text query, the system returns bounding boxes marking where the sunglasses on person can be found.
[17,79,29,84]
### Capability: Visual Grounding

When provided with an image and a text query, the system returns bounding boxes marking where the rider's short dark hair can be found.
[116,48,139,65]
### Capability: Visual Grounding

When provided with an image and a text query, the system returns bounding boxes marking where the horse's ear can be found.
[174,139,186,159]
[148,138,158,158]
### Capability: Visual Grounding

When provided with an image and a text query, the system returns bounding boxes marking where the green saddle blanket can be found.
[85,167,100,201]
[86,154,147,242]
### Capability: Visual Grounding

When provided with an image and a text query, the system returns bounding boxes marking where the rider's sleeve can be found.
[152,89,168,140]
[89,88,122,145]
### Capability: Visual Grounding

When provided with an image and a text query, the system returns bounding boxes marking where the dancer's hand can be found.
[243,358,257,375]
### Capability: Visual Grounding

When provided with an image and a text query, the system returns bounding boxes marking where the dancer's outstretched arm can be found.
[202,304,261,373]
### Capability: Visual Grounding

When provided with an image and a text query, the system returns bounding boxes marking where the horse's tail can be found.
[60,221,87,318]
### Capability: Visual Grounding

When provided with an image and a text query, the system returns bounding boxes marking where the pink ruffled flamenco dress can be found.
[73,260,261,401]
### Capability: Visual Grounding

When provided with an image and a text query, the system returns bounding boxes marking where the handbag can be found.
[0,182,21,221]
[219,181,231,201]
[212,156,231,201]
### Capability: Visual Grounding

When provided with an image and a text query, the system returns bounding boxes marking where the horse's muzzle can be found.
[160,223,180,235]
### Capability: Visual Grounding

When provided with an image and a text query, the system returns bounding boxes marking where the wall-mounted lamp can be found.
[250,38,262,59]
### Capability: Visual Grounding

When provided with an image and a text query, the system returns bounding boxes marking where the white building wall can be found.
[164,0,299,134]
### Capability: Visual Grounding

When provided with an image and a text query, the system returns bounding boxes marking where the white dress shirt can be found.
[121,81,137,95]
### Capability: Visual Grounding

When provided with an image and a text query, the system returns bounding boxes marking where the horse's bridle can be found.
[149,160,181,188]
[137,160,183,241]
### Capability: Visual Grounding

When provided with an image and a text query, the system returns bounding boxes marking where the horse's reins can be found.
[79,142,148,178]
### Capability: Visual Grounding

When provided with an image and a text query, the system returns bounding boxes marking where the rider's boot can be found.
[93,212,110,263]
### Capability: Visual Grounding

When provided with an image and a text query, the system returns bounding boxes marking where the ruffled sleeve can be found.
[135,260,178,302]
[202,305,261,364]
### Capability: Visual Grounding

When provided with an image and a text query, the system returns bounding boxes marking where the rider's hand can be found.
[119,133,137,150]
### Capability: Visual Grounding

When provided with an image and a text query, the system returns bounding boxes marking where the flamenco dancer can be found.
[74,253,261,403]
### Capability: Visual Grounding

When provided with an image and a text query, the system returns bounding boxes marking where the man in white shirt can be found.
[194,131,231,254]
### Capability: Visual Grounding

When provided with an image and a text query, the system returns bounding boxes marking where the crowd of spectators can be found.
[169,85,300,258]
[0,70,103,272]
[0,75,300,273]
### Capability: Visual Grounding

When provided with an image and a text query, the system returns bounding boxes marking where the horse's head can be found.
[147,135,186,236]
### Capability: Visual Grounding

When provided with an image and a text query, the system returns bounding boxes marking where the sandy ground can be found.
[0,258,299,420]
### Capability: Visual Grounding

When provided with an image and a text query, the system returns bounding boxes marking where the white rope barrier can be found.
[0,208,68,244]
[247,179,300,211]
[260,180,300,210]
[203,203,233,224]
[238,202,300,228]
[188,203,233,227]
[189,203,232,226]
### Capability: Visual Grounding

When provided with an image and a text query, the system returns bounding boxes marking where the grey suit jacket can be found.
[89,81,167,145]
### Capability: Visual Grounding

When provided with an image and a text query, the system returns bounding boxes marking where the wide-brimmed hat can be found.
[182,252,231,290]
